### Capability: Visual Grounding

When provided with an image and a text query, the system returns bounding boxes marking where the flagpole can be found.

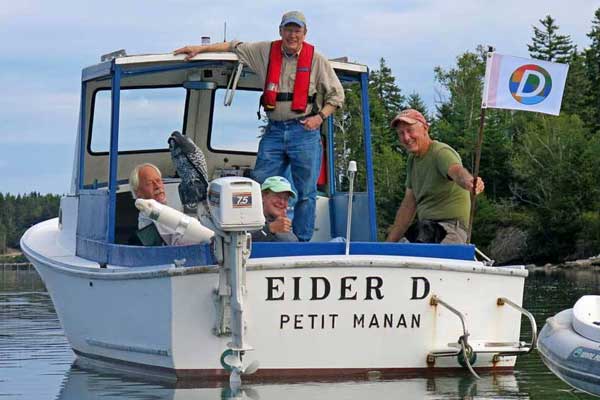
[467,46,495,244]
[466,47,568,242]
[467,106,486,243]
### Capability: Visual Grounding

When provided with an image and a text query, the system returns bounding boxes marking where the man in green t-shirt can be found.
[385,109,485,244]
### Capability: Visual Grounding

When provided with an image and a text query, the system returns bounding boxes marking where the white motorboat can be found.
[21,49,535,382]
[538,295,600,397]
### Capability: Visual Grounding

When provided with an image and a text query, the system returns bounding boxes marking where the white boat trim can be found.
[113,52,369,73]
[86,339,171,357]
[22,235,526,281]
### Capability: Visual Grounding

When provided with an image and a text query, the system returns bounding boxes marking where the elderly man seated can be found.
[252,176,299,242]
[129,163,193,246]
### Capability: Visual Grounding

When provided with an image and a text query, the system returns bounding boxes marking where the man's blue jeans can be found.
[251,119,321,242]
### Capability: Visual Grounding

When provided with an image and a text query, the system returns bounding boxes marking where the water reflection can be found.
[0,266,73,400]
[57,363,527,400]
[1,266,599,399]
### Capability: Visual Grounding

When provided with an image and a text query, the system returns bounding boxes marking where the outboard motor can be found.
[207,177,264,387]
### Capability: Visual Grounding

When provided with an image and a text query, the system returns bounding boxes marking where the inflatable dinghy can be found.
[538,295,600,397]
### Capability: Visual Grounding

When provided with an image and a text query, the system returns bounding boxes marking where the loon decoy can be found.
[168,131,209,210]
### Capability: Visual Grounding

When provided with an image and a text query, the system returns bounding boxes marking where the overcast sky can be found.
[1,0,598,195]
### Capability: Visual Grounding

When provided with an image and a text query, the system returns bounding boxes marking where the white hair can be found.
[129,163,162,199]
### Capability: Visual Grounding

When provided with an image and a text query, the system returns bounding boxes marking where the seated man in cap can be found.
[385,109,485,244]
[252,176,298,242]
[174,10,344,243]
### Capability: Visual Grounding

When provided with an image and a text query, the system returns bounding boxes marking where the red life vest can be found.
[262,40,315,112]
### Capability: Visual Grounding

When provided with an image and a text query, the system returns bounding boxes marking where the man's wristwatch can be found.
[318,111,327,120]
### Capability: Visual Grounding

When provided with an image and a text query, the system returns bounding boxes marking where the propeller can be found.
[221,349,260,389]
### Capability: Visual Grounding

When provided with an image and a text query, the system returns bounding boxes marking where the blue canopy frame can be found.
[76,58,378,247]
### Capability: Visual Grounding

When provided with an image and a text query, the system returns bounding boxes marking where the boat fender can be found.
[457,345,477,369]
[220,349,235,372]
[456,333,478,372]
[135,198,215,243]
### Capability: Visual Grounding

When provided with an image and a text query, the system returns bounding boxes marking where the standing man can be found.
[174,11,345,242]
[385,109,485,244]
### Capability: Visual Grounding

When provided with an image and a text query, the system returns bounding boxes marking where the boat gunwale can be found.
[22,235,528,281]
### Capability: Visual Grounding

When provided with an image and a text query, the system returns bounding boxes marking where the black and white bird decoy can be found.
[168,131,209,211]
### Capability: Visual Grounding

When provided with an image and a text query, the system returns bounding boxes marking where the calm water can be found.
[1,265,599,399]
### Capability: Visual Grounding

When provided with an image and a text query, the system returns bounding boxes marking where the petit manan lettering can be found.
[265,276,430,331]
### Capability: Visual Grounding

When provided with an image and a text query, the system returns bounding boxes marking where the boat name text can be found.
[278,312,421,330]
[265,276,430,301]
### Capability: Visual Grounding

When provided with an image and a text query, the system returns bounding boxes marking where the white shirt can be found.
[138,213,191,246]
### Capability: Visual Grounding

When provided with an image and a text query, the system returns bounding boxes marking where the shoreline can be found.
[525,256,600,272]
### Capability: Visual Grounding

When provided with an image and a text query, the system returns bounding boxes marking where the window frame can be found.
[87,85,190,156]
[206,86,262,156]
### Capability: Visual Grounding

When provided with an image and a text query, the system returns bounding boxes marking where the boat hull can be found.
[26,247,526,379]
[538,308,600,396]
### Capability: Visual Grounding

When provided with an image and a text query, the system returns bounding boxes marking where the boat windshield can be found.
[90,87,186,154]
[210,89,262,153]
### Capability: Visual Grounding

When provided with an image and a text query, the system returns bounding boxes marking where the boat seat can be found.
[114,192,139,244]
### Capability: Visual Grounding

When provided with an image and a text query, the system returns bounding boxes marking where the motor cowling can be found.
[207,177,265,232]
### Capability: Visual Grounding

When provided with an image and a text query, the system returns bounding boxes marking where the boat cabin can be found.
[64,50,474,267]
[65,50,381,266]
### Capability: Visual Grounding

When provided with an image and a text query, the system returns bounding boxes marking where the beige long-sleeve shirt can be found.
[230,40,345,121]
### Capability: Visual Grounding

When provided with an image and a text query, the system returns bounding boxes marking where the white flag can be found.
[482,53,569,116]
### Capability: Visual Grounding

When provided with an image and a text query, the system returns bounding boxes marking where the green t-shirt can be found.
[405,141,470,227]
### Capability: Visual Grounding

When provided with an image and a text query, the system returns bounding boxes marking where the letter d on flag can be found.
[482,52,569,115]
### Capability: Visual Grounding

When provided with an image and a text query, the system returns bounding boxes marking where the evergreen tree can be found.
[0,192,60,251]
[0,224,6,254]
[368,58,405,151]
[333,84,366,191]
[585,8,600,134]
[433,47,487,168]
[406,92,429,119]
[369,59,406,237]
[511,114,600,261]
[561,50,592,123]
[527,15,575,63]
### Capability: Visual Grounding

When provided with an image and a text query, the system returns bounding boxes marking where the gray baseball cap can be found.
[280,11,306,28]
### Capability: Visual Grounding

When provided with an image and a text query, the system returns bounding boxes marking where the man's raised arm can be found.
[174,42,233,60]
[447,164,485,195]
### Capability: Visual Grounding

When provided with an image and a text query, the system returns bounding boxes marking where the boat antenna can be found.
[224,21,227,42]
[345,160,357,255]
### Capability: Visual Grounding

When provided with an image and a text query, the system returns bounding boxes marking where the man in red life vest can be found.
[174,11,345,241]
